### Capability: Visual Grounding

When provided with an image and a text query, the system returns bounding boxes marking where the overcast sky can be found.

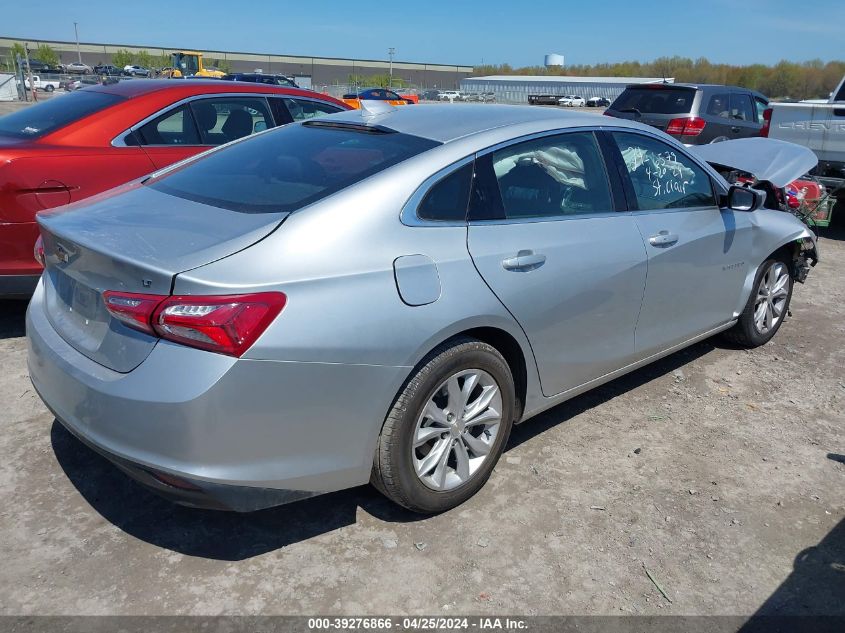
[4,0,843,67]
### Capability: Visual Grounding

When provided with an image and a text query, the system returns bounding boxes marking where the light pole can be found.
[388,47,395,88]
[73,22,81,64]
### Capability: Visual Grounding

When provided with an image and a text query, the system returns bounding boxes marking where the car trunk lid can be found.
[37,184,288,372]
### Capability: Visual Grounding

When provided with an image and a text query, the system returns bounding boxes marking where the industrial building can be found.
[460,75,674,104]
[0,36,473,93]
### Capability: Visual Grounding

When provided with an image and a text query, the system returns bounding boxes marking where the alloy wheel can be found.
[412,369,503,491]
[754,262,790,335]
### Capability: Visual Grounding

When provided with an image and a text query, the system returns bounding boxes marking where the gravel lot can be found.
[1,214,843,616]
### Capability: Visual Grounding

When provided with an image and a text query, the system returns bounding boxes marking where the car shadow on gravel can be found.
[740,518,845,623]
[0,300,28,340]
[50,338,722,561]
[507,340,716,451]
[50,421,426,561]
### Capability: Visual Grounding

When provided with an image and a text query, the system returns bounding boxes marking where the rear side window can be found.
[491,132,612,218]
[417,162,473,221]
[134,104,200,145]
[610,87,696,115]
[706,93,731,118]
[612,132,716,210]
[150,122,440,213]
[729,93,755,122]
[0,91,122,139]
[281,98,344,121]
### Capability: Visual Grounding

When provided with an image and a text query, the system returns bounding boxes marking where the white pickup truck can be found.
[767,75,845,188]
[21,75,61,92]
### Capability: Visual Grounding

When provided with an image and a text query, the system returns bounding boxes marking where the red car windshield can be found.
[0,91,123,139]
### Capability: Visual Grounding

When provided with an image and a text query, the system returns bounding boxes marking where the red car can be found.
[0,80,349,296]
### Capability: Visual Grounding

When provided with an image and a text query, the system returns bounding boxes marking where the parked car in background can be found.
[421,89,441,101]
[26,105,817,515]
[480,92,496,102]
[438,90,463,102]
[21,59,58,74]
[123,65,151,77]
[65,62,92,74]
[93,64,124,76]
[559,95,585,107]
[464,92,480,102]
[586,96,610,107]
[21,75,61,93]
[222,73,298,87]
[528,94,561,106]
[0,80,348,296]
[342,88,414,108]
[605,83,769,145]
[64,77,102,91]
[766,74,845,190]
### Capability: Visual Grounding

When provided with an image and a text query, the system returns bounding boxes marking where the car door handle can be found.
[731,126,741,133]
[648,231,679,247]
[502,250,546,272]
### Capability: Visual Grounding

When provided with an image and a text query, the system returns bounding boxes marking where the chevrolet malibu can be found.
[27,105,818,513]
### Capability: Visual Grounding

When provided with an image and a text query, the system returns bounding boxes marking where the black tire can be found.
[723,257,793,347]
[371,337,515,513]
[45,84,54,92]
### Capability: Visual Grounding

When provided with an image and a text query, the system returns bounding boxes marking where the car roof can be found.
[323,103,644,143]
[81,78,332,100]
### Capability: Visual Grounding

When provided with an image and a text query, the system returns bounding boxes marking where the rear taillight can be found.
[665,117,706,137]
[103,291,286,357]
[34,235,45,267]
[761,108,772,137]
[153,293,287,357]
[103,291,168,335]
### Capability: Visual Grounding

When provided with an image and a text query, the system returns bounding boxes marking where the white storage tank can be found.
[544,54,564,68]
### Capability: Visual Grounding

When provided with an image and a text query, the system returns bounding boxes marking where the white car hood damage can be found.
[690,137,818,188]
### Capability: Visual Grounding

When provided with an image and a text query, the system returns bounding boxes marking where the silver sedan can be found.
[27,105,818,513]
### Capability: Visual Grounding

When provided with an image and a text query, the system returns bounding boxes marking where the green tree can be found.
[154,52,171,70]
[111,49,134,69]
[35,43,59,67]
[134,50,153,69]
[5,42,27,71]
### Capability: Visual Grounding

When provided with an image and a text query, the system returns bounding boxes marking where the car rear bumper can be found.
[27,282,409,511]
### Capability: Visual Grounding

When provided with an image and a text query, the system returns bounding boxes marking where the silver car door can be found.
[466,131,647,398]
[608,130,753,356]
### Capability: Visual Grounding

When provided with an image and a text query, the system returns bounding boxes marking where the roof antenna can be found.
[360,99,395,119]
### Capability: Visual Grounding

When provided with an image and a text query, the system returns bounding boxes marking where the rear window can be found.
[149,121,440,213]
[610,86,696,115]
[0,91,123,139]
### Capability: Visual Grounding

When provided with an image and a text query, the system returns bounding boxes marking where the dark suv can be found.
[604,83,769,145]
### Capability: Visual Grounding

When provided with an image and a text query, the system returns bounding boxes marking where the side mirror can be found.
[727,185,765,212]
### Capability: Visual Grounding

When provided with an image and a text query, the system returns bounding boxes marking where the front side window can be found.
[754,97,769,124]
[729,93,755,122]
[490,132,613,219]
[190,98,273,144]
[613,132,716,210]
[149,122,440,213]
